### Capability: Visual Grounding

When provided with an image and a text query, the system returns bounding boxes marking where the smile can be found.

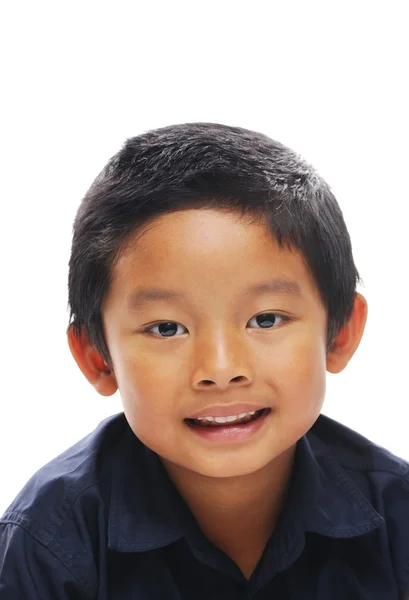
[184,408,272,442]
[188,409,264,427]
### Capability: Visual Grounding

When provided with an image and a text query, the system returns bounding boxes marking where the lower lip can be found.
[185,409,271,442]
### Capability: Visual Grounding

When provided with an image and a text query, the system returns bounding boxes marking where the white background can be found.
[0,1,408,515]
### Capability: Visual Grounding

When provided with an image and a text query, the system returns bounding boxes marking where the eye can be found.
[247,313,288,329]
[146,321,188,338]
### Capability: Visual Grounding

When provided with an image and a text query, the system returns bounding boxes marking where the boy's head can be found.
[67,123,367,479]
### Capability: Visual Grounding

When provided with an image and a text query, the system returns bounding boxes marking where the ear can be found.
[67,324,118,397]
[326,293,368,374]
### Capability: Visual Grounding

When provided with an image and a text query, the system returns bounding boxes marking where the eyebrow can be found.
[127,277,302,311]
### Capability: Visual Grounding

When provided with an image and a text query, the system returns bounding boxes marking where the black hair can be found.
[67,123,362,369]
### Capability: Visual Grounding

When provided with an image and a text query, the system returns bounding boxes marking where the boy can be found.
[1,123,408,599]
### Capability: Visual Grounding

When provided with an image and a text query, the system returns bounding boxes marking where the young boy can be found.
[1,123,408,599]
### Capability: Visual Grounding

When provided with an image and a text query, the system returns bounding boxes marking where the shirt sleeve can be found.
[0,522,87,599]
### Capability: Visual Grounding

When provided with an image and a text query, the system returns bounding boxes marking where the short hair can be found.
[67,123,362,368]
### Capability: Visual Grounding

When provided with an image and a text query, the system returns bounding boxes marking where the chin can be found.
[190,455,270,479]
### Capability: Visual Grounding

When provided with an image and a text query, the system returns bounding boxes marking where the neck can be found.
[161,445,297,578]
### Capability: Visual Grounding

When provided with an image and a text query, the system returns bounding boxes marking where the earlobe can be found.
[326,293,368,374]
[66,324,118,397]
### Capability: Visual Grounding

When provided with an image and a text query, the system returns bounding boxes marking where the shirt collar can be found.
[108,415,384,553]
[283,427,385,539]
[108,424,196,552]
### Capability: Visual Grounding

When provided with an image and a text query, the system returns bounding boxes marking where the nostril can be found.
[199,376,246,386]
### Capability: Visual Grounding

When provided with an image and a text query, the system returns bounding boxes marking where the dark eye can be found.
[247,313,286,329]
[148,322,187,337]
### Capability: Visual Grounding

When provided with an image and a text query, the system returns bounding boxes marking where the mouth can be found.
[184,408,271,429]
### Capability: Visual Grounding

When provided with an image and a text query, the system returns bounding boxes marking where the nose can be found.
[191,330,253,391]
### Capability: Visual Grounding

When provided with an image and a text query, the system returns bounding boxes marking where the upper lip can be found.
[186,403,268,419]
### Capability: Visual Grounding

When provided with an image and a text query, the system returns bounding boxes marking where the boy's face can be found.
[99,208,333,478]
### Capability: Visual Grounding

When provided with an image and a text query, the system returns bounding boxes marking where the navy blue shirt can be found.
[1,412,409,599]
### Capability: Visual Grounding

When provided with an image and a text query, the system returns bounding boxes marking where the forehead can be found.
[108,209,321,306]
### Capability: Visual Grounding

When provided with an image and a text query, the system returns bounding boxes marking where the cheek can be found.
[114,349,183,418]
[113,349,189,458]
[263,333,327,409]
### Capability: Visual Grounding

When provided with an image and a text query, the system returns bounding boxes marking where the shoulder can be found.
[310,414,409,585]
[310,414,409,486]
[2,412,129,523]
[0,412,130,596]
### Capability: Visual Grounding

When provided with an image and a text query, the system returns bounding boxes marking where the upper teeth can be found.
[196,411,256,423]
